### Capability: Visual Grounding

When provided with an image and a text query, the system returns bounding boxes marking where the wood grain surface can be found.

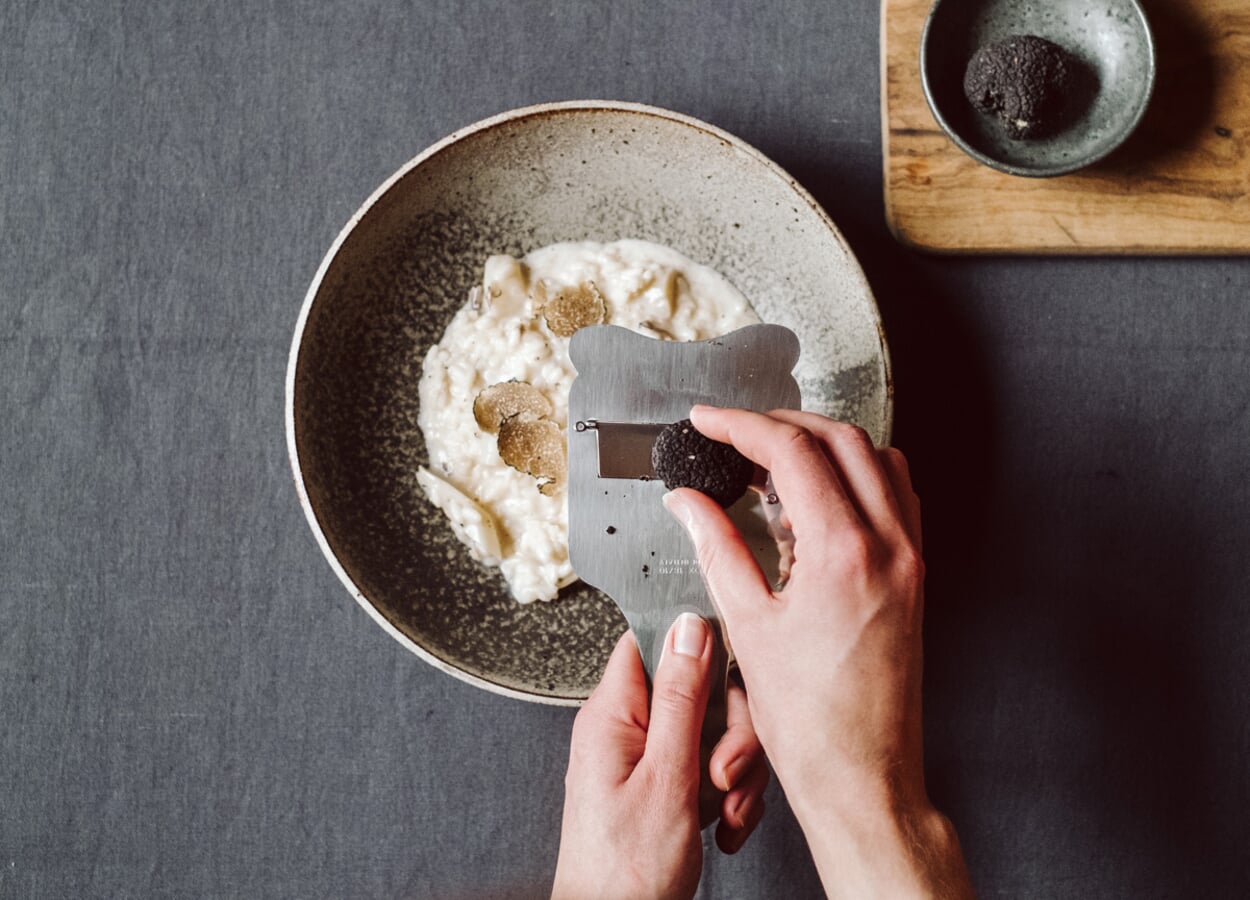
[882,0,1250,254]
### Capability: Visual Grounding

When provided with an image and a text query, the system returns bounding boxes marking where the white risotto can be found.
[417,240,760,603]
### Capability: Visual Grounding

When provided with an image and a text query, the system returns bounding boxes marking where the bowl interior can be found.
[289,104,891,702]
[922,0,1155,175]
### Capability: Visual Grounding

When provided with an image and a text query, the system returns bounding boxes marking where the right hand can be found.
[662,406,973,899]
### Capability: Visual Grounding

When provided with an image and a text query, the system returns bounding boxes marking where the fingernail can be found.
[672,612,708,658]
[722,755,747,791]
[661,491,693,530]
[688,405,717,426]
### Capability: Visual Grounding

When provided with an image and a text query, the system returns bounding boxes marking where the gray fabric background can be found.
[3,1,1248,897]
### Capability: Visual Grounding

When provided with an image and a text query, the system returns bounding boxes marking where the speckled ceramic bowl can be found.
[921,0,1155,177]
[285,101,891,704]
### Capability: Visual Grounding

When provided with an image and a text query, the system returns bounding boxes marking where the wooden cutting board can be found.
[882,0,1250,254]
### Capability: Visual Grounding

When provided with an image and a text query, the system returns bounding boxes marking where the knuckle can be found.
[781,423,821,457]
[653,674,702,713]
[832,421,875,451]
[692,535,723,583]
[880,445,908,472]
[716,724,756,763]
[837,530,879,573]
[894,546,926,588]
[568,702,607,746]
[645,763,698,804]
[567,716,593,753]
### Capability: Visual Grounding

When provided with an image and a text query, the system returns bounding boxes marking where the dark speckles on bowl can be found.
[290,209,624,702]
[285,101,891,704]
[921,0,1156,176]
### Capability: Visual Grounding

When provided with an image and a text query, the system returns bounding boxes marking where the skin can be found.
[553,406,974,899]
[551,617,769,900]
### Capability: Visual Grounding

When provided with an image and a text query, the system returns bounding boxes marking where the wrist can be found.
[783,770,972,900]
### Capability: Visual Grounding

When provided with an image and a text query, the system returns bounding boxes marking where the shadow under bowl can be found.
[921,0,1156,177]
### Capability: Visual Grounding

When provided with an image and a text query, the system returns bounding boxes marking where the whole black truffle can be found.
[651,419,754,508]
[963,35,1078,140]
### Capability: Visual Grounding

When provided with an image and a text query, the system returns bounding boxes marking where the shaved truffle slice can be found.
[473,381,553,434]
[651,419,754,508]
[497,416,567,496]
[538,281,606,338]
[963,35,1080,140]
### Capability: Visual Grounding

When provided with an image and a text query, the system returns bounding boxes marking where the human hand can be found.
[551,615,770,900]
[662,406,973,899]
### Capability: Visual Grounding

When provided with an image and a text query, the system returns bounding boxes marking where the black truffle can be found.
[651,419,754,508]
[963,35,1079,140]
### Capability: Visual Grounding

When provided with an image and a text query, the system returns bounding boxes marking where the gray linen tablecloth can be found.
[3,1,1248,897]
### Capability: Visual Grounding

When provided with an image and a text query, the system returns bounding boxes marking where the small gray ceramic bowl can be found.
[286,101,891,704]
[921,0,1155,177]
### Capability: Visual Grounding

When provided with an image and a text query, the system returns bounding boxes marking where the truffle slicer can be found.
[567,323,801,821]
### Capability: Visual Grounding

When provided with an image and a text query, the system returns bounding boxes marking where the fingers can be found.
[662,489,773,627]
[570,631,651,780]
[709,681,769,853]
[878,447,922,554]
[641,614,713,788]
[688,405,861,539]
[765,409,906,540]
[715,759,768,854]
[709,681,764,793]
[585,630,651,729]
[691,406,919,552]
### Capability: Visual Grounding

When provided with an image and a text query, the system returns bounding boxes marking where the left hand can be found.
[551,614,770,900]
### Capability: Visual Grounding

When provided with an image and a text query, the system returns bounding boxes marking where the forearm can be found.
[786,776,974,900]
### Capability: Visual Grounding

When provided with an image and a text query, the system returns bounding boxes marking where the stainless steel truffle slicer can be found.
[567,322,801,821]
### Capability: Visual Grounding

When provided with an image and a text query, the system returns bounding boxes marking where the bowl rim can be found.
[919,0,1157,177]
[285,99,892,704]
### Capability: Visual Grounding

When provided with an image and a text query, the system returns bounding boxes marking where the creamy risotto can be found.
[417,240,759,603]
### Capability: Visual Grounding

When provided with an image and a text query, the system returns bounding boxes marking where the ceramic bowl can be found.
[921,0,1156,177]
[285,101,891,704]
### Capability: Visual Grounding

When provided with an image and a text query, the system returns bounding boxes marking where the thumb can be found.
[642,613,712,785]
[662,489,773,632]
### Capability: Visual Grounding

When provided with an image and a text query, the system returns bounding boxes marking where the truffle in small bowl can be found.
[921,0,1155,177]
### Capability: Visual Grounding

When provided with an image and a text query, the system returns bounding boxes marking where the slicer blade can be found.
[578,420,663,479]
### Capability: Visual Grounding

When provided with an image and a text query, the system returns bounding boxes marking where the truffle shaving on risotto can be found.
[416,240,760,603]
